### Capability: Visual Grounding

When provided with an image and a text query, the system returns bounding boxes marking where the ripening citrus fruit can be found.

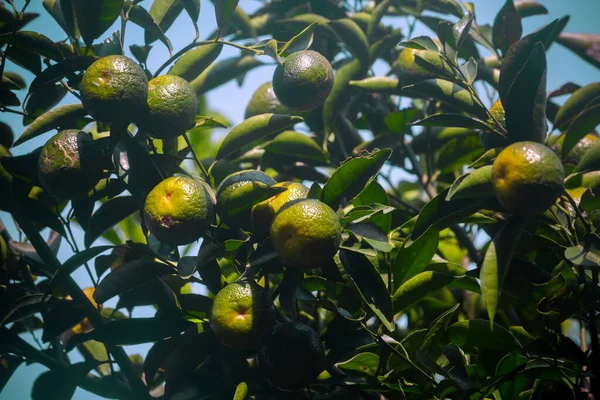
[251,182,309,238]
[257,321,326,390]
[136,75,198,139]
[210,281,276,349]
[245,82,293,119]
[216,170,277,230]
[270,199,341,269]
[492,141,565,215]
[38,129,107,199]
[480,100,509,150]
[551,132,599,166]
[272,50,334,112]
[392,48,436,84]
[143,176,215,245]
[80,55,148,123]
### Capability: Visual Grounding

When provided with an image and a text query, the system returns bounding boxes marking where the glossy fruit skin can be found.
[210,281,276,349]
[270,199,341,269]
[143,176,215,245]
[551,132,599,165]
[251,182,309,238]
[480,100,509,150]
[216,170,277,230]
[257,321,326,390]
[272,50,334,112]
[492,141,565,216]
[137,75,199,139]
[38,129,106,200]
[245,82,293,119]
[80,55,148,123]
[392,48,436,84]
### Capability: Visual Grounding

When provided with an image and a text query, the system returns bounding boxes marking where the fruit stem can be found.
[183,133,210,181]
[10,200,151,399]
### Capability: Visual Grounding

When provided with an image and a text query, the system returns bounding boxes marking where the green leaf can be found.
[399,36,440,52]
[411,188,490,239]
[263,131,327,166]
[514,1,548,18]
[350,76,400,93]
[215,114,303,160]
[501,42,547,144]
[413,50,456,80]
[84,196,139,248]
[127,3,173,55]
[574,140,600,173]
[493,0,523,55]
[413,113,491,130]
[73,0,124,47]
[393,228,439,287]
[14,104,88,146]
[145,0,183,44]
[446,165,494,200]
[557,32,600,69]
[32,362,97,400]
[46,246,113,295]
[402,79,489,119]
[263,39,280,63]
[339,249,395,332]
[420,304,459,361]
[94,259,173,303]
[0,31,66,61]
[562,104,600,158]
[179,0,200,37]
[392,270,457,312]
[346,222,394,253]
[338,352,379,376]
[278,22,316,56]
[565,244,600,267]
[553,82,600,130]
[321,149,391,208]
[480,217,527,325]
[329,18,370,62]
[233,382,249,400]
[69,317,190,347]
[0,294,53,327]
[214,0,240,29]
[453,12,474,53]
[30,56,97,92]
[447,319,519,350]
[460,57,477,85]
[190,55,263,94]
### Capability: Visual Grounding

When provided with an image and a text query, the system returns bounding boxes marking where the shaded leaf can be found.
[214,0,240,29]
[23,84,68,126]
[263,131,327,166]
[420,304,459,361]
[565,244,600,267]
[448,319,519,350]
[73,0,124,46]
[84,196,139,247]
[562,104,600,157]
[446,165,494,200]
[493,0,522,54]
[168,43,223,82]
[0,31,65,61]
[574,140,600,173]
[191,55,263,94]
[453,12,474,53]
[14,104,88,146]
[413,113,491,130]
[30,56,97,92]
[329,18,370,62]
[127,3,173,54]
[393,228,439,287]
[145,0,183,44]
[392,270,457,312]
[553,82,600,130]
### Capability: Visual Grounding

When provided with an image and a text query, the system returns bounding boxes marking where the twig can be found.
[183,133,210,181]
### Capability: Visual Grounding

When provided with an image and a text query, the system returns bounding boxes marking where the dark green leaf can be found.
[14,104,88,146]
[168,43,223,82]
[392,270,457,312]
[23,84,68,126]
[460,57,477,85]
[127,3,173,55]
[413,113,491,130]
[329,18,370,62]
[84,196,139,248]
[321,149,391,208]
[144,338,180,386]
[177,256,197,279]
[448,319,519,350]
[399,36,439,52]
[263,131,327,166]
[446,165,494,200]
[214,0,240,29]
[453,12,474,53]
[32,362,97,400]
[278,22,315,55]
[0,294,53,327]
[496,352,529,400]
[493,0,522,54]
[393,228,439,287]
[30,56,97,92]
[340,249,394,331]
[191,55,263,94]
[553,82,600,130]
[562,104,600,157]
[216,114,303,160]
[73,0,124,46]
[179,0,200,36]
[5,46,42,75]
[93,259,173,303]
[0,355,23,393]
[145,0,183,45]
[113,134,163,199]
[481,217,527,324]
[196,241,222,294]
[0,31,65,61]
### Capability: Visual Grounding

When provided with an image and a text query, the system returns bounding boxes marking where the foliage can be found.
[1,0,600,399]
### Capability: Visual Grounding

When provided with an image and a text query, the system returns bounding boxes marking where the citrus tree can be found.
[1,0,600,399]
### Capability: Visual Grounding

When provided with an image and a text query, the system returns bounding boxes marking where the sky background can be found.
[1,0,599,398]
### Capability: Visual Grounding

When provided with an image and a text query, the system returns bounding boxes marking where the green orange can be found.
[551,132,599,165]
[272,50,334,112]
[137,75,199,139]
[245,82,293,119]
[257,321,326,390]
[491,141,565,215]
[216,170,277,230]
[251,182,309,238]
[80,55,148,123]
[38,129,107,199]
[270,199,341,269]
[143,176,215,245]
[480,100,509,150]
[209,281,276,349]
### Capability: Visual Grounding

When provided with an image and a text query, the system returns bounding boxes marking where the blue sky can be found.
[1,0,599,398]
